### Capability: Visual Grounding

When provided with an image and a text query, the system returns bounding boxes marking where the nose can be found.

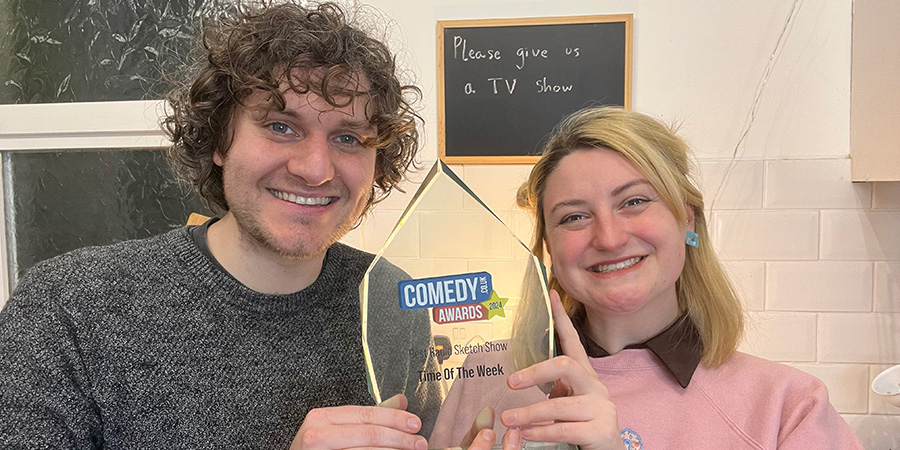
[286,135,335,187]
[590,214,629,251]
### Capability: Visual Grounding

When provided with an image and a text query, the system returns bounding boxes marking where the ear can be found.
[213,151,224,167]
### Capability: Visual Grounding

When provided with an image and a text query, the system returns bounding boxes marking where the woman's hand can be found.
[498,290,622,450]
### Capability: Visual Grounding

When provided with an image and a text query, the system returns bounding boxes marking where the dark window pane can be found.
[2,149,213,287]
[0,0,236,103]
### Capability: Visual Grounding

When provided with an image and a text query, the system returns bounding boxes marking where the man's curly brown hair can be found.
[162,1,421,215]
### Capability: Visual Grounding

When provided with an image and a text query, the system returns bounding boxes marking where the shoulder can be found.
[326,242,409,282]
[8,227,194,309]
[700,352,828,401]
[710,352,821,387]
[695,352,852,443]
[325,242,374,274]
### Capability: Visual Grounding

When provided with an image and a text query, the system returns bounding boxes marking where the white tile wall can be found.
[821,210,900,261]
[766,159,872,209]
[874,262,900,312]
[740,312,818,362]
[766,261,872,312]
[696,160,764,210]
[872,182,900,209]
[790,363,870,414]
[723,261,765,311]
[843,414,900,449]
[819,313,900,364]
[712,211,819,260]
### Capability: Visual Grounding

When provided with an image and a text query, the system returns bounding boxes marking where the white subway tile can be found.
[369,162,469,212]
[713,211,818,260]
[766,159,871,209]
[821,211,900,261]
[387,258,468,281]
[466,259,537,302]
[767,261,872,312]
[819,313,900,363]
[740,312,817,362]
[696,160,764,210]
[723,261,765,311]
[420,211,513,259]
[363,210,419,257]
[374,163,431,211]
[843,414,900,449]
[869,364,900,415]
[339,226,363,249]
[504,210,536,251]
[875,263,900,312]
[462,165,533,212]
[873,182,900,209]
[789,363,869,414]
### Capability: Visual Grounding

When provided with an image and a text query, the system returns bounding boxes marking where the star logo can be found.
[480,290,509,319]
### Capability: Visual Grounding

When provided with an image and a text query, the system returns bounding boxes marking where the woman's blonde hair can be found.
[516,107,743,367]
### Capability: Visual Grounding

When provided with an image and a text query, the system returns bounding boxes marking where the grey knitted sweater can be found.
[0,226,438,449]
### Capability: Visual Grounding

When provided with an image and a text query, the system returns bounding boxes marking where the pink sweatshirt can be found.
[429,348,862,449]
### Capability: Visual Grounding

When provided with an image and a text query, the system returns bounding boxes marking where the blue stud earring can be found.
[685,230,699,248]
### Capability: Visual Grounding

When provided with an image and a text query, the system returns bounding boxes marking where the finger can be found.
[306,405,421,433]
[518,418,620,447]
[550,289,592,370]
[462,428,496,450]
[304,424,427,450]
[458,406,495,448]
[377,393,408,411]
[500,396,602,427]
[507,354,604,396]
[502,428,521,450]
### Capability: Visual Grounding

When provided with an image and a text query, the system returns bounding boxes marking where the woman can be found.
[464,107,863,449]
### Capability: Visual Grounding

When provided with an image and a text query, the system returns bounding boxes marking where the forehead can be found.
[244,68,374,117]
[547,148,646,189]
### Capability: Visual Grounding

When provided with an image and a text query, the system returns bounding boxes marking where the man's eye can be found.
[336,134,361,146]
[269,122,292,134]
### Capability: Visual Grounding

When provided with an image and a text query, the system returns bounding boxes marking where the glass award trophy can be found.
[361,162,573,449]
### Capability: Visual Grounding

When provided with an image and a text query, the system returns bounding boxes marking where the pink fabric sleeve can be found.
[775,372,864,449]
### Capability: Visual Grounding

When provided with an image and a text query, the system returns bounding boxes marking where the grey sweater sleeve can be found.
[0,262,103,449]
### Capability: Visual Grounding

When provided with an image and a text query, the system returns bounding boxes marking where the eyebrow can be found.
[547,178,653,214]
[266,108,377,135]
[611,179,653,197]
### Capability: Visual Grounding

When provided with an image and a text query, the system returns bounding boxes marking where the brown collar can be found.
[562,312,703,389]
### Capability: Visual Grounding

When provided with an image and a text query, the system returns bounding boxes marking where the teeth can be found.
[270,189,334,206]
[591,256,642,273]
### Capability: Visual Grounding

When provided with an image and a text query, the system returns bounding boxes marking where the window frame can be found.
[0,100,169,303]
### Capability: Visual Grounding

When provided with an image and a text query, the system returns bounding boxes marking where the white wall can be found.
[346,0,900,447]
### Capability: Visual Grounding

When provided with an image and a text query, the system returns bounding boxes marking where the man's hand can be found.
[497,290,622,450]
[290,394,427,450]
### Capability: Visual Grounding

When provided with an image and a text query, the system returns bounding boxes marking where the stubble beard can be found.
[232,203,362,261]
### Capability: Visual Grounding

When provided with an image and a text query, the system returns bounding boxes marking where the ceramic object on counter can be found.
[872,364,900,407]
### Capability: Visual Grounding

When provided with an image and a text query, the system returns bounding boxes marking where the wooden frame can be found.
[437,15,632,164]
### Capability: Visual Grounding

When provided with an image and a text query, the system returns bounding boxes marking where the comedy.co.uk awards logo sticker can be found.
[398,271,508,324]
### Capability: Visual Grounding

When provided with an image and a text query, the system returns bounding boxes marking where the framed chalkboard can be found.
[438,15,632,164]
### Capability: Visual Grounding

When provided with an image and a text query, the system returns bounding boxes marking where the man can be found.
[0,2,497,449]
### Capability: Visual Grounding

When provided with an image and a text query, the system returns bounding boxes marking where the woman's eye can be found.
[560,214,586,224]
[624,197,649,208]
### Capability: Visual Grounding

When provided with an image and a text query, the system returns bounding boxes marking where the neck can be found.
[206,213,326,295]
[582,297,680,354]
